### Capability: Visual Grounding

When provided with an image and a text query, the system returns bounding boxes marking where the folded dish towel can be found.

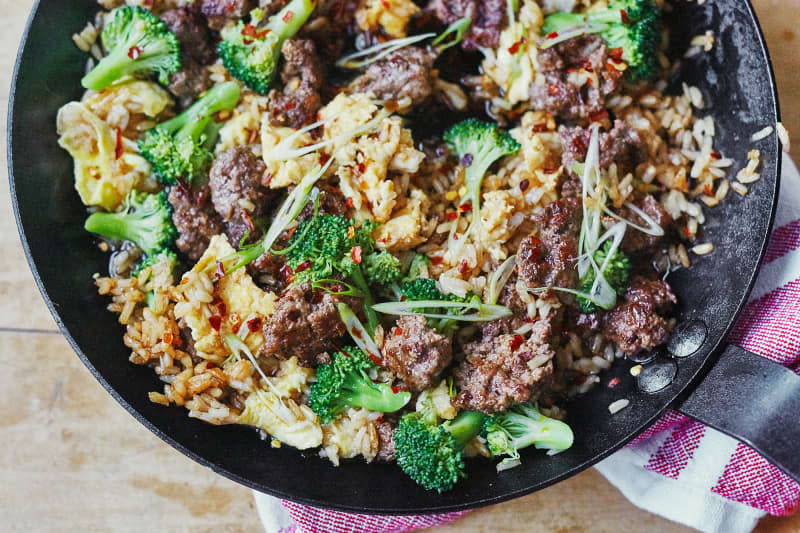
[254,152,800,533]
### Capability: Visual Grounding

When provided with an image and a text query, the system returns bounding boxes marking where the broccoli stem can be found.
[445,411,486,450]
[159,81,240,139]
[341,378,410,414]
[85,212,138,245]
[503,405,574,451]
[269,0,317,41]
[82,46,137,91]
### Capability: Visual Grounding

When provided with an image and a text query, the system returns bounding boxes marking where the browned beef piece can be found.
[560,120,646,178]
[351,47,436,105]
[260,283,357,365]
[531,34,624,120]
[268,39,324,128]
[297,182,350,220]
[480,275,529,339]
[200,0,257,30]
[427,0,506,50]
[308,0,357,61]
[382,315,453,392]
[454,319,555,413]
[208,147,272,246]
[616,194,672,256]
[517,197,582,290]
[168,184,225,261]
[160,6,217,66]
[167,61,213,110]
[260,0,290,16]
[376,420,397,462]
[603,276,676,356]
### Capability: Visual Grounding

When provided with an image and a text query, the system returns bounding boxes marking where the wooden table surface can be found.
[1,1,797,531]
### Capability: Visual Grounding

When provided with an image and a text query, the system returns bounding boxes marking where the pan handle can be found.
[676,344,800,483]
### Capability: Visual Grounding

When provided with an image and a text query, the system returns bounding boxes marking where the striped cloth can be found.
[254,153,800,533]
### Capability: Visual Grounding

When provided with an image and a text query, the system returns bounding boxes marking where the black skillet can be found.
[8,0,797,514]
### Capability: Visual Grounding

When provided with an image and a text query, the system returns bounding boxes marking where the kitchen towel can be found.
[254,151,800,533]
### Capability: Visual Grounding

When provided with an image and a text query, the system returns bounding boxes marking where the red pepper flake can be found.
[381,0,390,7]
[351,246,362,264]
[357,161,366,174]
[284,100,297,110]
[247,317,263,332]
[567,67,576,73]
[295,260,313,273]
[546,31,559,39]
[319,152,331,165]
[369,353,384,366]
[394,327,403,336]
[526,237,543,260]
[352,328,363,339]
[215,260,225,280]
[243,38,254,45]
[248,128,259,144]
[510,335,525,352]
[710,151,721,160]
[163,331,174,345]
[285,225,297,240]
[345,197,355,210]
[508,41,522,55]
[209,316,222,331]
[549,84,559,96]
[400,296,406,301]
[582,60,594,73]
[282,10,294,22]
[127,46,142,59]
[532,123,547,133]
[620,9,631,24]
[142,0,154,7]
[458,203,473,213]
[255,28,271,39]
[683,227,692,237]
[608,377,620,388]
[114,127,124,160]
[431,256,444,266]
[242,24,258,38]
[704,183,713,195]
[391,385,403,394]
[211,294,223,306]
[441,212,456,221]
[217,301,227,317]
[519,179,530,192]
[589,109,609,123]
[384,99,399,113]
[242,211,255,232]
[609,47,624,61]
[376,416,384,422]
[458,259,469,275]
[279,263,294,281]
[347,225,355,239]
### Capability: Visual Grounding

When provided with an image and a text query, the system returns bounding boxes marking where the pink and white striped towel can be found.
[254,152,800,533]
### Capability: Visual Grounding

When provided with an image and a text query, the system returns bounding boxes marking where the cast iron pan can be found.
[8,0,795,514]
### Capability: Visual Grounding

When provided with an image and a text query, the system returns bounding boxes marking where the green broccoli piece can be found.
[400,278,443,301]
[132,249,178,278]
[482,403,574,464]
[400,278,474,336]
[284,213,385,334]
[576,241,631,313]
[84,190,176,256]
[219,0,316,94]
[308,346,411,424]
[542,0,661,82]
[403,253,432,283]
[138,81,240,185]
[443,119,520,251]
[363,250,402,286]
[82,6,180,91]
[393,404,486,492]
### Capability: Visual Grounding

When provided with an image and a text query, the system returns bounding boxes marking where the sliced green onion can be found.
[224,333,284,399]
[336,33,436,69]
[602,202,666,237]
[337,303,383,363]
[373,300,512,322]
[431,17,472,52]
[485,255,517,305]
[265,107,390,162]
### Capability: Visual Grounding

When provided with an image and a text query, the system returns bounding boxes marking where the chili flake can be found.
[546,31,559,39]
[620,9,630,24]
[608,377,620,388]
[609,47,624,61]
[510,335,524,352]
[127,46,142,59]
[345,197,355,210]
[458,259,469,275]
[114,127,124,160]
[209,315,222,331]
[445,212,458,221]
[247,317,263,332]
[282,10,294,23]
[431,256,444,266]
[370,353,384,366]
[347,225,355,239]
[163,331,174,345]
[458,203,473,213]
[351,245,362,264]
[295,260,313,273]
[508,41,522,55]
[549,84,560,96]
[394,327,403,336]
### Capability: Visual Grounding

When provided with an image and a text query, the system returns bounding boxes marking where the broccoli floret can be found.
[576,240,631,312]
[363,250,402,286]
[308,346,411,423]
[284,213,387,334]
[219,0,316,94]
[443,119,520,251]
[132,249,178,278]
[394,405,486,492]
[400,279,474,336]
[542,0,661,82]
[138,81,240,185]
[400,278,443,301]
[403,253,432,283]
[84,190,176,256]
[482,403,574,464]
[82,6,180,91]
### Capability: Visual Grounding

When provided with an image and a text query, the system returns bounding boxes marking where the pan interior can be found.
[8,0,780,513]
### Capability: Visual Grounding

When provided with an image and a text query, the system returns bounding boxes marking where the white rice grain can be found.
[751,126,774,142]
[608,399,630,414]
[692,243,714,255]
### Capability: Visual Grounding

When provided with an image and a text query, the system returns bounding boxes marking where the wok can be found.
[8,0,796,514]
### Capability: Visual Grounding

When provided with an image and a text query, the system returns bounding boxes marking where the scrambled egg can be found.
[238,390,323,450]
[481,0,544,107]
[480,190,518,261]
[375,187,429,251]
[356,0,419,38]
[84,80,172,134]
[57,102,157,211]
[320,94,424,222]
[260,122,321,188]
[179,235,277,358]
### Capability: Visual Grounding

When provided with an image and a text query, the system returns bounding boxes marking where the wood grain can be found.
[0,0,796,531]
